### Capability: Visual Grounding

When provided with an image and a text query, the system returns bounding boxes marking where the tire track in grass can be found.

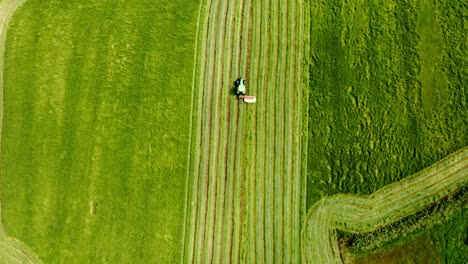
[185,0,217,262]
[231,1,250,262]
[182,0,215,263]
[274,0,288,261]
[221,1,245,262]
[193,0,222,262]
[293,1,308,263]
[201,0,229,262]
[210,0,239,262]
[283,0,294,261]
[184,0,247,262]
[302,147,468,263]
[249,0,267,262]
[181,0,206,261]
[241,0,306,262]
[0,0,42,262]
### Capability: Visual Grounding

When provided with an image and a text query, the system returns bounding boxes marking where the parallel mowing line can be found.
[191,0,219,262]
[230,1,245,262]
[184,0,306,262]
[197,0,225,262]
[231,1,246,262]
[273,0,283,261]
[293,0,302,259]
[283,0,294,261]
[246,0,262,261]
[212,0,236,263]
[184,0,211,262]
[236,0,254,263]
[202,0,229,262]
[222,0,245,262]
[244,1,265,263]
[264,0,276,261]
[182,0,203,253]
[294,0,306,262]
[300,6,310,261]
[254,0,268,262]
[232,0,250,262]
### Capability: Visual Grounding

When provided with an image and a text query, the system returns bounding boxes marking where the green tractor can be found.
[235,77,246,95]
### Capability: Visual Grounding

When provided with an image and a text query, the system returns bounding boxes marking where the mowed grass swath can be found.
[0,0,199,262]
[307,0,467,261]
[182,0,308,263]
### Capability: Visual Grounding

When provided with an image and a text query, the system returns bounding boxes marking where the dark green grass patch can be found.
[307,0,467,204]
[0,0,199,262]
[307,0,467,259]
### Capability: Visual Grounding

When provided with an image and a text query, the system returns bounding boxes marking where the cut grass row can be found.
[0,0,41,262]
[182,0,246,262]
[183,0,308,263]
[244,0,306,262]
[302,147,468,263]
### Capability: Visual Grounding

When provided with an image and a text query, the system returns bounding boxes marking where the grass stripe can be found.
[195,0,222,261]
[181,0,205,261]
[202,0,229,262]
[183,0,211,262]
[221,1,246,262]
[183,0,307,262]
[191,0,219,262]
[212,0,237,262]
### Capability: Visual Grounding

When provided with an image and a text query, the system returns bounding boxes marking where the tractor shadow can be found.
[229,86,237,96]
[230,80,239,96]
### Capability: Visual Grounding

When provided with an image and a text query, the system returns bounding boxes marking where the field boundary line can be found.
[302,146,468,263]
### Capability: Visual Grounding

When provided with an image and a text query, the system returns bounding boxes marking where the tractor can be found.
[234,77,256,104]
[235,77,246,95]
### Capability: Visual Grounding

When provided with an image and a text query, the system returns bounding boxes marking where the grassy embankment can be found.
[307,0,467,260]
[0,0,199,263]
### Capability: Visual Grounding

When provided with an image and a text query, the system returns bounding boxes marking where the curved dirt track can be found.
[182,0,308,263]
[302,147,468,264]
[0,0,42,262]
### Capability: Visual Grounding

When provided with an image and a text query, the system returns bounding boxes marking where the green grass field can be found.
[1,0,199,262]
[0,0,466,263]
[307,0,467,262]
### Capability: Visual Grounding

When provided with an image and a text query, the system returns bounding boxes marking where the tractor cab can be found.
[235,78,246,95]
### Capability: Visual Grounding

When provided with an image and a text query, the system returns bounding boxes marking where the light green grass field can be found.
[1,0,199,262]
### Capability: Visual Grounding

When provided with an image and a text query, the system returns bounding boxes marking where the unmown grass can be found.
[0,0,199,262]
[307,0,467,260]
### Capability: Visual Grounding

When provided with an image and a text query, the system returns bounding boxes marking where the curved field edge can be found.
[0,0,41,262]
[302,146,468,263]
